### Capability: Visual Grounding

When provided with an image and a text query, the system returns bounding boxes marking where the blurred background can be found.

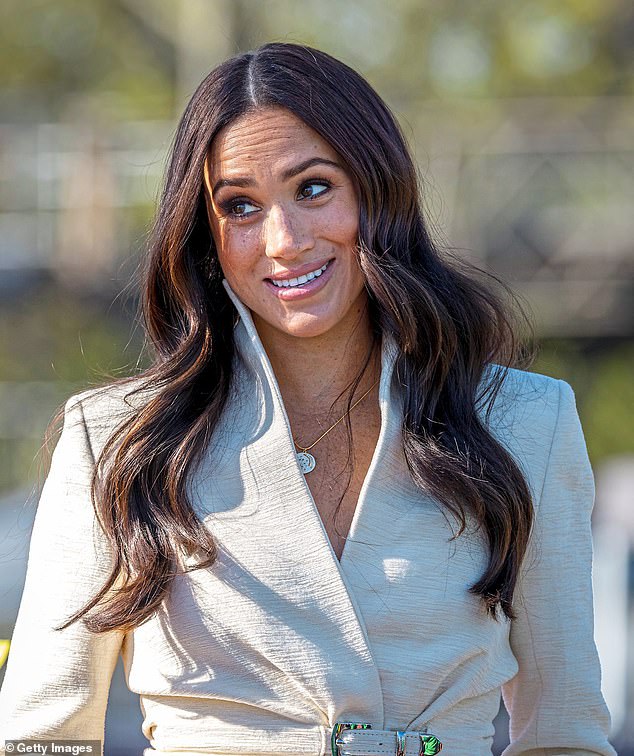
[0,1,632,753]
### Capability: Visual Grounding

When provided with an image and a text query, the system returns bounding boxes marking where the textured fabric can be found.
[0,279,615,756]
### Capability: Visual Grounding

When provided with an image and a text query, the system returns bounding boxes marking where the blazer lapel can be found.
[186,279,392,726]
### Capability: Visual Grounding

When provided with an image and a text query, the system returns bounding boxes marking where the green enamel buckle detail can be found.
[419,733,443,755]
[397,730,443,756]
[331,722,441,756]
[331,722,372,756]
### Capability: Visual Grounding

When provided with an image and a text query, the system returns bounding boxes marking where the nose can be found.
[263,203,314,259]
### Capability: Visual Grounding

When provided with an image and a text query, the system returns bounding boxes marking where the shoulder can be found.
[481,364,571,430]
[63,375,157,458]
[480,365,580,499]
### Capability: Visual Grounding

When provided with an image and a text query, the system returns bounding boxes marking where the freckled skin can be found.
[203,107,382,547]
[203,106,369,335]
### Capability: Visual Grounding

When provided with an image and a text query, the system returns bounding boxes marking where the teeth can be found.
[271,261,329,288]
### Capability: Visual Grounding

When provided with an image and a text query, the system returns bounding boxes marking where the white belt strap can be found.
[331,723,443,756]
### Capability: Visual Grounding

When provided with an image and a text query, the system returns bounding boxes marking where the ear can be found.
[202,154,216,229]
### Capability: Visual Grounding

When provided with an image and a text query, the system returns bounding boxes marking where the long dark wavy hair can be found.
[47,41,535,634]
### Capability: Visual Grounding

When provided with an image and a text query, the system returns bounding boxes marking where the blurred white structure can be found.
[593,456,634,738]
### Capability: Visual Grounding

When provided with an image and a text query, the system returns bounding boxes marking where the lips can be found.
[266,258,335,282]
[264,257,336,300]
[269,260,333,289]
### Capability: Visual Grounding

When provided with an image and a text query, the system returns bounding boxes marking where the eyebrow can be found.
[210,157,344,199]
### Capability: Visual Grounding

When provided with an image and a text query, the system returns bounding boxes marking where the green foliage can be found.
[582,345,634,462]
[0,285,142,382]
[0,0,174,120]
[1,0,632,124]
[0,285,146,494]
[534,340,634,465]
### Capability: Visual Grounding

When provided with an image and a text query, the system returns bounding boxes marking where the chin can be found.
[277,317,338,340]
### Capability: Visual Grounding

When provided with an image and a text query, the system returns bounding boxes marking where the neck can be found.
[250,298,380,417]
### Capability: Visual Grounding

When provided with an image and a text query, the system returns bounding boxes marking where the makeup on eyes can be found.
[217,177,333,220]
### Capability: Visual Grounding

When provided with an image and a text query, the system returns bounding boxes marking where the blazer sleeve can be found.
[0,394,124,749]
[501,379,616,756]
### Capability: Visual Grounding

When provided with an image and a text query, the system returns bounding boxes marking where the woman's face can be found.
[203,106,367,340]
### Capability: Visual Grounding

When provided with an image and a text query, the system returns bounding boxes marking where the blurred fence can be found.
[1,97,632,338]
[0,119,170,289]
[413,95,634,337]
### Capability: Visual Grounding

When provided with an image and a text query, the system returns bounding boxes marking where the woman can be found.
[0,42,615,756]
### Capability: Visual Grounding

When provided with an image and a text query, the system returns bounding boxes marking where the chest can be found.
[289,400,382,561]
[172,360,514,732]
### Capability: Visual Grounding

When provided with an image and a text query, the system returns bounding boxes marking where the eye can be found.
[220,198,259,220]
[218,178,332,222]
[298,179,331,200]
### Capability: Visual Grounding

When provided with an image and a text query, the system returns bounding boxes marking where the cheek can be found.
[323,194,359,249]
[325,211,360,274]
[215,224,261,275]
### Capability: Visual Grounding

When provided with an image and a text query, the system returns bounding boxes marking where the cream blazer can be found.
[0,280,615,756]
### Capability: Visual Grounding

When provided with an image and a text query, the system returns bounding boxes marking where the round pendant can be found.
[296,451,316,474]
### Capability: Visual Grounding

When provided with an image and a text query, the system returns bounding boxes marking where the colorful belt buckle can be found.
[331,722,372,756]
[419,733,443,755]
[397,731,442,756]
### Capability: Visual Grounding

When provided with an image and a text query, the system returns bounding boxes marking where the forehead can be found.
[207,107,339,178]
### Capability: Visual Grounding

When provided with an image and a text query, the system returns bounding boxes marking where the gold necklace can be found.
[292,377,380,474]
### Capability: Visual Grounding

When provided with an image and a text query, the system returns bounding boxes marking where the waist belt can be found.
[332,723,442,756]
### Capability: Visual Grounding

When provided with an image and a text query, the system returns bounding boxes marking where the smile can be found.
[269,260,331,288]
[264,258,336,301]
